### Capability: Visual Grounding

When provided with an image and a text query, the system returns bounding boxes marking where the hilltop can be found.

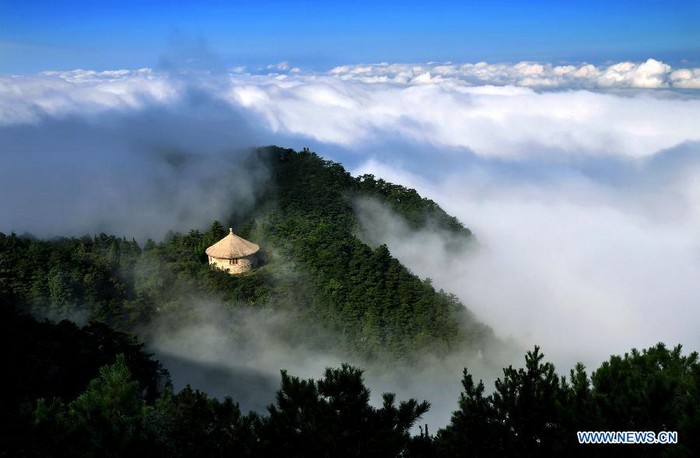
[0,146,494,363]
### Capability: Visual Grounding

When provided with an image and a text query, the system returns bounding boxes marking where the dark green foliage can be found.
[0,146,493,363]
[3,306,699,457]
[584,344,700,457]
[32,355,148,458]
[437,347,564,457]
[436,370,499,457]
[436,344,700,457]
[30,357,255,458]
[255,364,430,457]
[0,232,143,326]
[143,386,258,458]
[355,173,471,237]
[0,305,169,456]
[255,146,491,361]
[1,307,428,457]
[0,304,168,404]
[492,347,563,456]
[7,147,699,455]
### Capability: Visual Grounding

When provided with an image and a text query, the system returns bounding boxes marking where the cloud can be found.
[0,85,267,240]
[599,59,671,88]
[266,61,290,72]
[670,68,700,89]
[3,60,700,163]
[329,59,700,89]
[3,58,700,393]
[230,77,700,161]
[352,142,700,370]
[145,296,508,429]
[0,69,179,124]
[145,300,341,412]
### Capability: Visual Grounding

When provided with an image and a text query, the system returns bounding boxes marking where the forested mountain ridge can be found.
[2,146,699,456]
[0,146,494,363]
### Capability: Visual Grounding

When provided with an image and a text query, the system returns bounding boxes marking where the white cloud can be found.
[353,148,700,370]
[225,77,700,159]
[670,68,700,89]
[266,61,290,71]
[0,75,266,240]
[4,60,699,161]
[0,68,180,123]
[3,59,700,373]
[599,59,672,88]
[329,58,700,89]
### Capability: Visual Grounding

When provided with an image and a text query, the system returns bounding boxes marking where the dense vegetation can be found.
[2,146,698,455]
[0,146,493,362]
[437,344,700,457]
[0,306,430,457]
[2,306,697,456]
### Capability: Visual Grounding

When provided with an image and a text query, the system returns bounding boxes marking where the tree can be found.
[589,343,700,456]
[492,346,563,456]
[143,386,257,458]
[437,369,499,457]
[437,347,564,457]
[256,364,429,457]
[33,354,149,457]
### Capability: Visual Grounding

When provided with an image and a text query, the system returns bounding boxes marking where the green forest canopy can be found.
[2,306,697,457]
[0,146,494,363]
[2,146,698,455]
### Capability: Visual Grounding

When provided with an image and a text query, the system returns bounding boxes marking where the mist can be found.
[0,76,268,241]
[141,293,510,430]
[4,59,700,429]
[353,142,700,372]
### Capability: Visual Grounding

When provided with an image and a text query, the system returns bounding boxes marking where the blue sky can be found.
[1,0,698,73]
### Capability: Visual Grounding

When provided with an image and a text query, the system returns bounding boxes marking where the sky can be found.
[2,0,700,427]
[1,0,699,73]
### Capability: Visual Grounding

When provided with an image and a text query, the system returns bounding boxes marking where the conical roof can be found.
[205,228,260,259]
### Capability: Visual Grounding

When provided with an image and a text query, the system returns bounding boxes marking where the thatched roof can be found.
[205,228,260,259]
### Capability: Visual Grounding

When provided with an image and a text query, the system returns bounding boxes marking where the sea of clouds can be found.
[2,59,700,416]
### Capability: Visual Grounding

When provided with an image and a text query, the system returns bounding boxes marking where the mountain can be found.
[3,147,700,456]
[0,146,495,363]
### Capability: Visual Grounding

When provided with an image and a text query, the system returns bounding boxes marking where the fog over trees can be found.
[2,148,698,456]
[3,0,699,453]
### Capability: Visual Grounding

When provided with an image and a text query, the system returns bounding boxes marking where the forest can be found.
[0,147,493,362]
[1,147,698,456]
[2,305,697,457]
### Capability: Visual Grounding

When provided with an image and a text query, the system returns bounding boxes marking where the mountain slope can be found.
[0,146,495,363]
[254,146,492,360]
